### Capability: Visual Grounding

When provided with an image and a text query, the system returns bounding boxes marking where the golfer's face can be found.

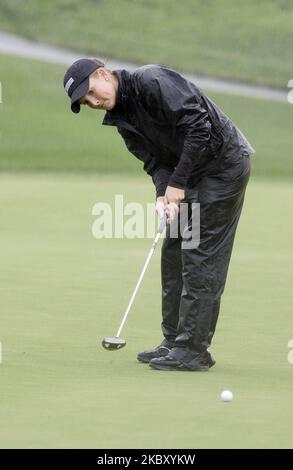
[80,71,117,110]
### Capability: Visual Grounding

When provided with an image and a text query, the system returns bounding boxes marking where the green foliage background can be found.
[0,0,292,87]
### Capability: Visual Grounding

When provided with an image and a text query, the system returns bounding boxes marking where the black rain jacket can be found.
[102,65,254,197]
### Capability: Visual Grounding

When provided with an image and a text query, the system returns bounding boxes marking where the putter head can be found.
[102,337,126,350]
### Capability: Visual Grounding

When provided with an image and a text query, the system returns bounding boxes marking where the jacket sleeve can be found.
[151,166,173,198]
[117,127,172,197]
[136,66,212,189]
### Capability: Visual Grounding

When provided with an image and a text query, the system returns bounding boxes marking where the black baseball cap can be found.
[63,59,103,113]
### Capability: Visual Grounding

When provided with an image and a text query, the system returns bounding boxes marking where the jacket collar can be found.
[113,69,132,106]
[102,69,132,125]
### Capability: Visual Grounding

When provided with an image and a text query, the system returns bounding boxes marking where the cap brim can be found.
[70,78,90,114]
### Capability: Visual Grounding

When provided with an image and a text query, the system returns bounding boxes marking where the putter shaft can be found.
[115,212,167,339]
[116,230,162,338]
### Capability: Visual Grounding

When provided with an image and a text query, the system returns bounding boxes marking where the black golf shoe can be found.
[137,339,174,363]
[205,350,216,368]
[149,347,215,371]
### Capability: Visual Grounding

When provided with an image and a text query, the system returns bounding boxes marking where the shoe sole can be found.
[149,362,208,372]
[137,347,171,364]
[149,363,183,371]
[137,356,151,364]
[139,356,216,368]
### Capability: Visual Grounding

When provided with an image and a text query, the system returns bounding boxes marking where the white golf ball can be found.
[220,390,233,402]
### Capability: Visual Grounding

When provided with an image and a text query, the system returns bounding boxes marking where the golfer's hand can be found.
[156,197,178,225]
[164,186,185,206]
[166,202,179,224]
[156,197,166,219]
[164,186,185,224]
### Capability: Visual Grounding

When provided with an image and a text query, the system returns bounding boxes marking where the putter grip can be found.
[158,210,167,233]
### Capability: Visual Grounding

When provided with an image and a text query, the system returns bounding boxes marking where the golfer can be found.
[63,59,254,371]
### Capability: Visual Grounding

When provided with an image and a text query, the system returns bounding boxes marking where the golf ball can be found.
[220,390,233,402]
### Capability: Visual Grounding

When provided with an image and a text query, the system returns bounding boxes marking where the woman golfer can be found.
[63,59,254,371]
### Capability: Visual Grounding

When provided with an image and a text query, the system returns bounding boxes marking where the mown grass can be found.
[0,174,292,448]
[0,0,292,87]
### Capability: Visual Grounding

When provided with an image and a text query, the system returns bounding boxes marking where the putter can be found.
[102,210,167,350]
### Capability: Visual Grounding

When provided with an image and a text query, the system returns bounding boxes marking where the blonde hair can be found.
[91,58,106,68]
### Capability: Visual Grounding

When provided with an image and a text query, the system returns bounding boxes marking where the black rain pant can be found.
[161,151,251,353]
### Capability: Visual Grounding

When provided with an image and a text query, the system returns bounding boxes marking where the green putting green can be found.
[0,174,292,448]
